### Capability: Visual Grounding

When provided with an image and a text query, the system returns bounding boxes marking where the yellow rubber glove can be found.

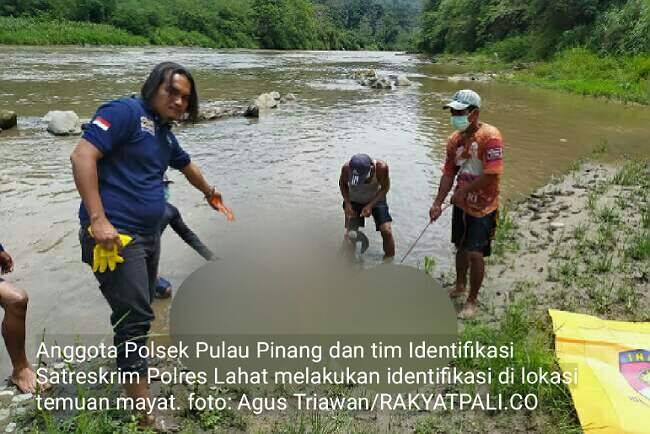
[88,229,133,273]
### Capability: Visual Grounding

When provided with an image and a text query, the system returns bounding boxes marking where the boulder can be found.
[44,111,81,136]
[0,110,17,130]
[244,104,259,118]
[371,77,393,89]
[12,393,32,404]
[197,107,244,121]
[256,93,278,109]
[244,93,278,118]
[395,75,412,86]
[353,69,377,80]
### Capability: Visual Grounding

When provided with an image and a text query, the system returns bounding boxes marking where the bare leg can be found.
[125,379,177,431]
[449,248,468,297]
[0,281,38,393]
[125,379,154,426]
[459,251,485,318]
[379,223,395,259]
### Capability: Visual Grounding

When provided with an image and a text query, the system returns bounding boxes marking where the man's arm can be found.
[339,165,355,218]
[433,174,455,206]
[429,173,455,222]
[70,139,120,250]
[366,162,389,208]
[180,162,215,197]
[168,206,214,261]
[339,164,350,203]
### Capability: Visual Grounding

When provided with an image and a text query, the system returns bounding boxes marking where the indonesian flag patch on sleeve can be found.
[92,116,111,131]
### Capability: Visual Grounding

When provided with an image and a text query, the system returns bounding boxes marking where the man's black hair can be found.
[141,62,199,122]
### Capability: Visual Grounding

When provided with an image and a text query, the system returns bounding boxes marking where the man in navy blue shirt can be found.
[71,62,223,429]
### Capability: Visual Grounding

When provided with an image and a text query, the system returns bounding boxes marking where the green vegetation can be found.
[511,48,650,105]
[457,300,580,432]
[491,206,519,257]
[420,0,649,59]
[420,0,650,104]
[0,15,147,45]
[197,406,246,430]
[0,0,421,49]
[612,159,650,186]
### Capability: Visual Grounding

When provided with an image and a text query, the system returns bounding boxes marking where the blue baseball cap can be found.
[349,154,372,185]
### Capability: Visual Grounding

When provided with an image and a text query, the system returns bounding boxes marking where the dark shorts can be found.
[343,200,392,231]
[451,206,498,257]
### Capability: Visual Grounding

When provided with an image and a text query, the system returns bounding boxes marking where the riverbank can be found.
[3,157,647,433]
[434,48,650,105]
[0,17,148,46]
[426,157,649,432]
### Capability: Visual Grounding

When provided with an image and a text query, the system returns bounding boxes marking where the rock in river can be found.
[244,92,279,118]
[395,75,412,86]
[0,110,17,130]
[44,110,81,135]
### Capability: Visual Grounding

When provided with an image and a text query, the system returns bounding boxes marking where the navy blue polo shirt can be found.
[79,97,191,234]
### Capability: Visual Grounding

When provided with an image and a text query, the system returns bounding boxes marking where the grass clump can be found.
[276,411,347,434]
[198,407,246,431]
[492,206,520,257]
[612,160,649,186]
[29,402,146,434]
[587,281,616,314]
[626,231,650,260]
[597,206,620,225]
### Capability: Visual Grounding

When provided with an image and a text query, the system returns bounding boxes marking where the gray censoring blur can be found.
[169,227,459,392]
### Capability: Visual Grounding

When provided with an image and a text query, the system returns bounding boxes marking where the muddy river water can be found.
[0,46,649,376]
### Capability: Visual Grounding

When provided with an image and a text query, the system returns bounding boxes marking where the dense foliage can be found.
[0,0,421,49]
[419,0,650,59]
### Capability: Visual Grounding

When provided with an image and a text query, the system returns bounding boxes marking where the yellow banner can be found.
[549,310,650,433]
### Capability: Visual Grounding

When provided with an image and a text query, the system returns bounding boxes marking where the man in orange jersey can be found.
[429,89,503,319]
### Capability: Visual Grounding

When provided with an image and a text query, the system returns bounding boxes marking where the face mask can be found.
[451,115,470,132]
[164,187,170,201]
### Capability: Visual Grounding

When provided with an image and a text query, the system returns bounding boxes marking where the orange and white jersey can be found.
[442,122,504,217]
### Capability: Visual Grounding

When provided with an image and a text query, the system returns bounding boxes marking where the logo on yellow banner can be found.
[619,350,650,400]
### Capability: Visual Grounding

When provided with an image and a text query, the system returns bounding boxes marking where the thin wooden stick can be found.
[399,203,451,263]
